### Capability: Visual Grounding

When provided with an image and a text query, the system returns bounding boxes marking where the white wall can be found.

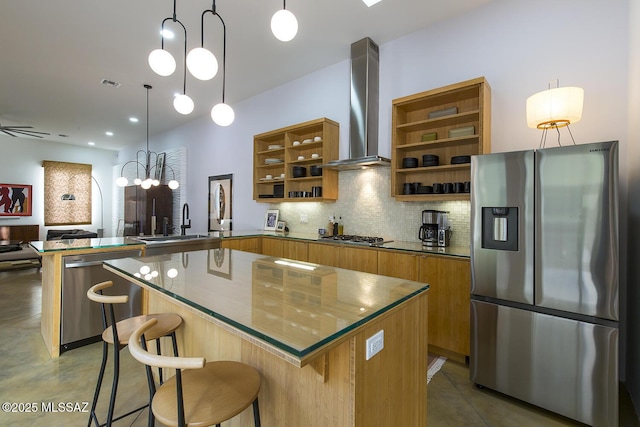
[0,134,117,240]
[122,0,628,236]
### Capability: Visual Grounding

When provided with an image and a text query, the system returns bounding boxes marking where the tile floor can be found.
[0,268,637,426]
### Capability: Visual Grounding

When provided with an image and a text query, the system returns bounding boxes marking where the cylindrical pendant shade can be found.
[526,86,584,129]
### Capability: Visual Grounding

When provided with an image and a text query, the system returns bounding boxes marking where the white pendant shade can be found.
[133,177,142,186]
[168,180,180,190]
[148,48,176,76]
[173,94,194,115]
[526,86,584,129]
[271,9,298,42]
[115,176,128,187]
[141,178,153,189]
[186,47,219,81]
[211,102,235,126]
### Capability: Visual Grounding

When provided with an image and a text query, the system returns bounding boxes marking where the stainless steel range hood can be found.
[320,38,390,170]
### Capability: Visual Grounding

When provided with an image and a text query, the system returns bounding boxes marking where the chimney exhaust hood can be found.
[320,37,390,170]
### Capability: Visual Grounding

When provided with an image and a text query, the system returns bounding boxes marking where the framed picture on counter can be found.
[276,220,286,232]
[264,209,279,231]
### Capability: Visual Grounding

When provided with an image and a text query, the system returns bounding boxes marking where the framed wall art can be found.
[0,184,33,217]
[208,174,232,232]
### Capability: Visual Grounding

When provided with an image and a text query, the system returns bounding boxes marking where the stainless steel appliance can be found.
[61,249,143,351]
[318,234,392,246]
[470,141,619,427]
[418,210,450,247]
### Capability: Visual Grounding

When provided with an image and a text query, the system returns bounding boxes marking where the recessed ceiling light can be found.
[105,131,113,136]
[161,29,174,39]
[87,141,95,146]
[129,117,139,123]
[362,0,383,6]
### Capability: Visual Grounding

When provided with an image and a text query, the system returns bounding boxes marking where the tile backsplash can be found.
[271,168,471,248]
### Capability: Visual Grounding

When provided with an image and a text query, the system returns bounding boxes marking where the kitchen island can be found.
[31,237,146,358]
[104,248,429,426]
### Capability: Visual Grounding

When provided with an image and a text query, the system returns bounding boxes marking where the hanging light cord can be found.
[202,0,227,103]
[160,0,188,96]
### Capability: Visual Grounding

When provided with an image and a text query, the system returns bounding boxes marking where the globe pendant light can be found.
[211,102,235,126]
[186,3,221,81]
[148,0,186,77]
[186,47,218,81]
[148,48,176,77]
[174,93,194,115]
[204,1,235,126]
[271,0,298,42]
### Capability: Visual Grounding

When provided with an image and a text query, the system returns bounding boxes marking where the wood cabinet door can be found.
[339,246,378,274]
[220,237,260,253]
[377,251,419,281]
[419,255,470,359]
[262,237,284,257]
[283,240,308,261]
[307,242,339,267]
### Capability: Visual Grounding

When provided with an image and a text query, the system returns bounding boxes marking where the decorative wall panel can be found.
[43,160,91,226]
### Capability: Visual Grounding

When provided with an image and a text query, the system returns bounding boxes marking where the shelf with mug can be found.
[391,77,491,201]
[254,118,339,202]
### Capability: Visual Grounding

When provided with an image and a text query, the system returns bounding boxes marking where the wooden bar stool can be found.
[128,318,262,427]
[87,281,183,427]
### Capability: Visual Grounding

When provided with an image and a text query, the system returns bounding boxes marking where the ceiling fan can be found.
[0,123,50,138]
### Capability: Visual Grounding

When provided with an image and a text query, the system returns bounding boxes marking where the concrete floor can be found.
[0,268,637,426]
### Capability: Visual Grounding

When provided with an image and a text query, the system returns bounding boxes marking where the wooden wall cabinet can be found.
[391,77,491,201]
[124,185,173,236]
[253,118,339,202]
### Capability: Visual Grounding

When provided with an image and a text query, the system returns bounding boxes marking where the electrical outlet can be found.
[300,214,308,224]
[365,330,384,360]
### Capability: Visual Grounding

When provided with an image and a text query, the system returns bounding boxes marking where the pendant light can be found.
[186,2,220,81]
[149,0,185,77]
[116,85,180,190]
[271,0,298,42]
[205,1,235,126]
[148,0,193,115]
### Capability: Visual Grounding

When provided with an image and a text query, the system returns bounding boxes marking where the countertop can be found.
[216,230,470,258]
[104,248,429,364]
[30,236,144,253]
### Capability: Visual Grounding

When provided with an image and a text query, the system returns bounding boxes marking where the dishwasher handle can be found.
[64,260,106,269]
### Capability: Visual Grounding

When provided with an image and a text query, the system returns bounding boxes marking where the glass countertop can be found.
[105,249,429,360]
[31,237,143,253]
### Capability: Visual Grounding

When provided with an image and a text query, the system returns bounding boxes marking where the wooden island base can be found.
[146,290,428,426]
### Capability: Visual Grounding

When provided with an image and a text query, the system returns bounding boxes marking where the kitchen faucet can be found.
[180,203,191,235]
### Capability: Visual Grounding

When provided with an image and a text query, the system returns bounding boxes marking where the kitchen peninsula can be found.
[104,248,430,426]
[32,237,146,358]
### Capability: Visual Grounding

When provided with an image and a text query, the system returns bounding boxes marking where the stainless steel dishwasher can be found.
[61,249,142,352]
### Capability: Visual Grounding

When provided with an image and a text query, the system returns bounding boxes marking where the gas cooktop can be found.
[318,235,393,247]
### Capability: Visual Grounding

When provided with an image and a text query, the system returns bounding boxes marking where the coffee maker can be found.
[419,210,451,247]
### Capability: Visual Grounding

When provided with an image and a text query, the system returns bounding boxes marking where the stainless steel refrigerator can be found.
[470,141,619,427]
